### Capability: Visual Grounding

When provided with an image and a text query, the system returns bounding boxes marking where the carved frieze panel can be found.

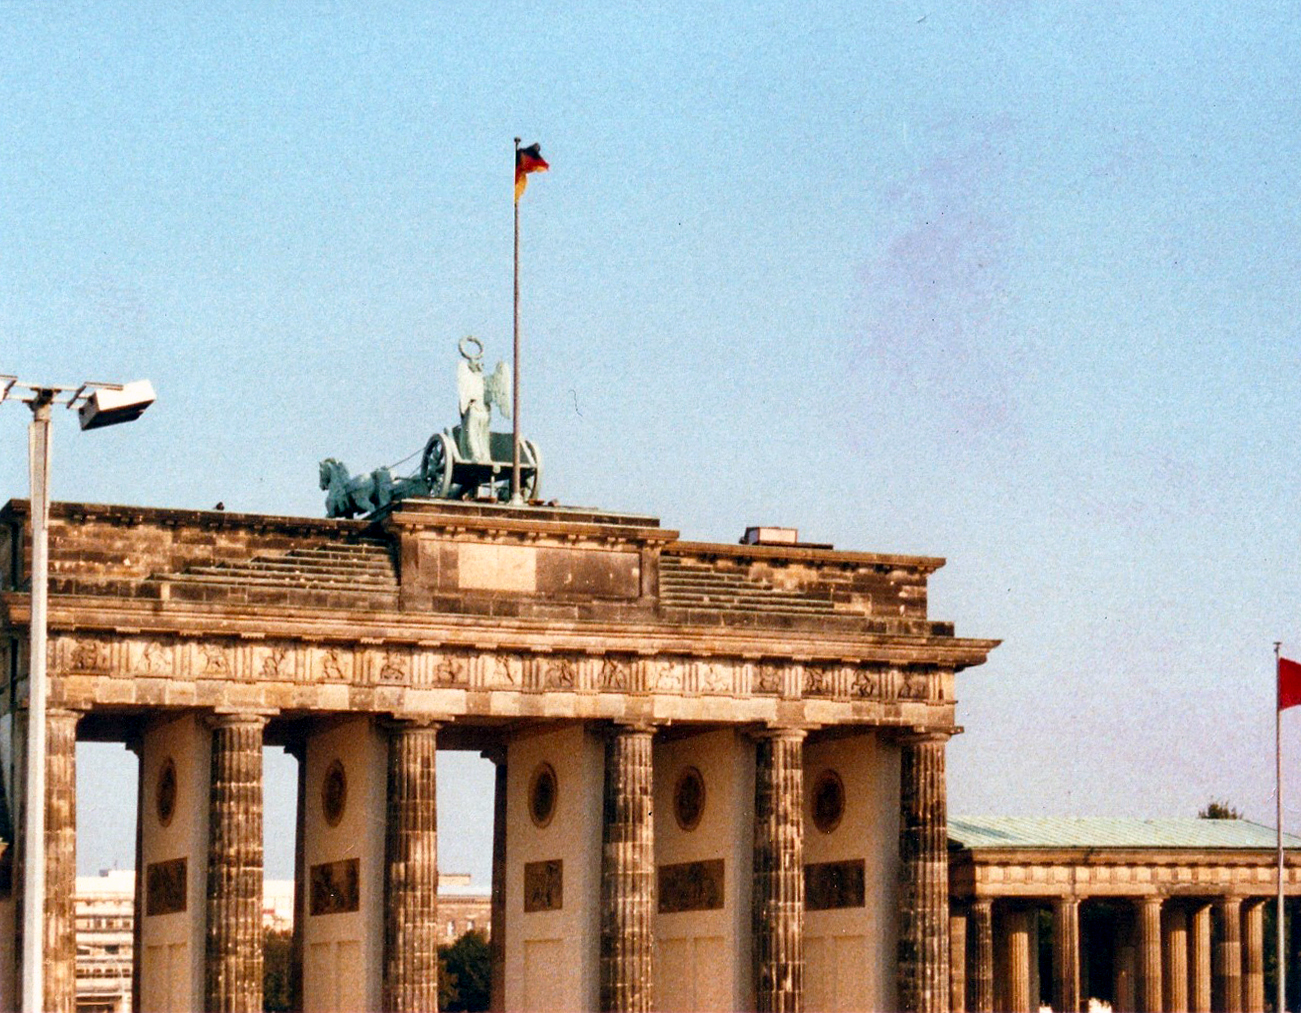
[310,858,360,915]
[653,658,686,693]
[658,859,724,913]
[803,665,832,697]
[754,663,782,695]
[524,860,563,913]
[146,858,187,916]
[543,655,580,691]
[599,656,632,691]
[698,660,736,695]
[480,653,523,688]
[805,859,865,910]
[312,646,352,683]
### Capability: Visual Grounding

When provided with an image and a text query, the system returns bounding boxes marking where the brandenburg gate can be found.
[0,493,996,1011]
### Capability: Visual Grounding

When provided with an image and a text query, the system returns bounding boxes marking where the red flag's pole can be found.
[511,136,523,504]
[1279,640,1287,1013]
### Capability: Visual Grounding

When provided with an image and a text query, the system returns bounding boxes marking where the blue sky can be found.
[3,4,1301,882]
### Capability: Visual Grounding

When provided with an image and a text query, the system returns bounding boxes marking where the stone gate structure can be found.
[948,817,1301,1013]
[0,497,997,1012]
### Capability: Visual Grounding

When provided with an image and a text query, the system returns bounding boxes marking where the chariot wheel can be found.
[421,431,454,498]
[521,439,542,501]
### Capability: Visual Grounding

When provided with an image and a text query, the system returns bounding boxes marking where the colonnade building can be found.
[0,497,997,1012]
[948,816,1301,1013]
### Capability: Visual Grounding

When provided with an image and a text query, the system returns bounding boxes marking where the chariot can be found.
[421,426,542,502]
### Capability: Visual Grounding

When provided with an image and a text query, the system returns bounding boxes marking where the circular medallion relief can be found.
[811,769,845,834]
[321,759,348,828]
[155,757,177,827]
[528,763,558,828]
[673,766,706,831]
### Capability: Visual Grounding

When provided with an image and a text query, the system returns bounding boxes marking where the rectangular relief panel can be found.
[421,537,641,598]
[657,859,725,914]
[523,859,564,913]
[805,859,866,911]
[310,858,360,915]
[145,857,187,916]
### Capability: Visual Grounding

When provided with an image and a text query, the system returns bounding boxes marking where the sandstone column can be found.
[970,899,995,1013]
[1242,901,1264,1013]
[753,728,805,1013]
[1163,904,1189,1013]
[382,720,440,1013]
[949,913,968,1013]
[1191,903,1213,1013]
[204,713,267,1013]
[898,732,950,1013]
[1052,898,1081,1013]
[25,706,81,1013]
[1214,897,1243,1013]
[1137,897,1163,1013]
[483,747,507,1013]
[1004,908,1034,1013]
[600,724,655,1013]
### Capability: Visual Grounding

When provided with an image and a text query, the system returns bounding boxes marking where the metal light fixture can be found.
[0,376,154,1013]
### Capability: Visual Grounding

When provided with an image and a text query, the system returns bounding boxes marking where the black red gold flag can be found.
[515,143,549,201]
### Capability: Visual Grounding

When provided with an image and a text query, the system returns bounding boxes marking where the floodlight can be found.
[77,379,156,430]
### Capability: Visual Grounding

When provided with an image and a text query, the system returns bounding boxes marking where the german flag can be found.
[515,143,549,201]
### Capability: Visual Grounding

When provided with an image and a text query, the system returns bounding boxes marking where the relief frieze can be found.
[310,858,360,915]
[657,859,725,913]
[523,860,563,913]
[805,859,866,910]
[599,656,631,691]
[145,857,188,916]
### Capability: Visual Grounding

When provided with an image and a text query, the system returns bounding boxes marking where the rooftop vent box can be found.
[741,526,799,546]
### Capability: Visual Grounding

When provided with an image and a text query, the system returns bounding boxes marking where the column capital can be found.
[205,709,272,731]
[605,720,659,738]
[890,725,959,746]
[379,714,444,733]
[749,724,808,744]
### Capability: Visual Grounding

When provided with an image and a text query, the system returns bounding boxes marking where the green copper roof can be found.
[949,816,1301,851]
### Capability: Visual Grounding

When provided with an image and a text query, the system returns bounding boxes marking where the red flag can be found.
[1280,656,1301,710]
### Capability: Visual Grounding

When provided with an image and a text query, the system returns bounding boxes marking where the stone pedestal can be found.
[1162,904,1189,1013]
[753,729,805,1013]
[1215,897,1243,1013]
[1243,901,1264,1013]
[898,734,949,1013]
[1191,903,1213,1013]
[1051,898,1080,1013]
[1137,897,1163,1013]
[599,724,655,1013]
[970,899,994,1013]
[204,713,267,1013]
[381,721,440,1013]
[949,913,967,1013]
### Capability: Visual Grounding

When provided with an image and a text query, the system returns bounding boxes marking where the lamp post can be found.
[1,376,155,1013]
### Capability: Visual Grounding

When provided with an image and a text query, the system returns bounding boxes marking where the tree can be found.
[263,928,293,1012]
[1198,799,1243,820]
[439,929,491,1012]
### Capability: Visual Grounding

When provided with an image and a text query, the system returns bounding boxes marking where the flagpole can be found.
[511,136,523,505]
[1280,640,1287,1013]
